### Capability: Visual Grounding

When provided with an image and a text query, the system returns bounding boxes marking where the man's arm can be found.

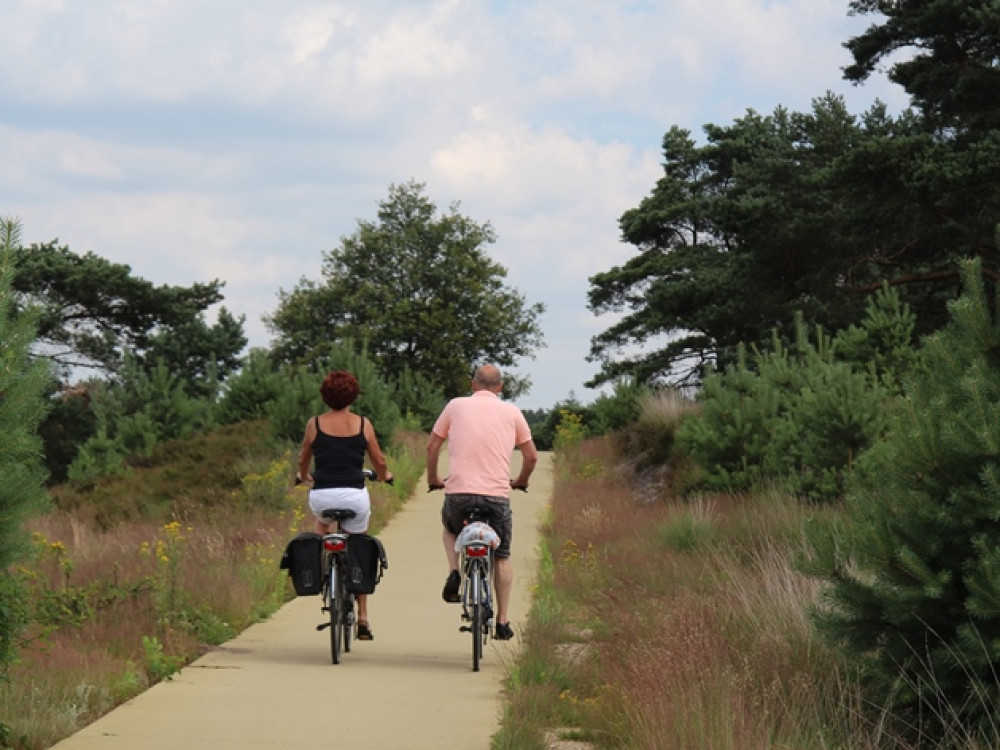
[426,432,446,488]
[512,439,538,488]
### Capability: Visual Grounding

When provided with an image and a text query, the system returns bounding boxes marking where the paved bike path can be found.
[52,451,552,750]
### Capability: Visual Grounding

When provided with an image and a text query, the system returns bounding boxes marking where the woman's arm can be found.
[363,419,392,482]
[296,419,316,483]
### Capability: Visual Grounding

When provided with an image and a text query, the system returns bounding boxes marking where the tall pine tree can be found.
[0,218,51,677]
[804,257,1000,742]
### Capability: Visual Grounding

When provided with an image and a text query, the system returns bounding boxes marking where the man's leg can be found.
[441,525,461,602]
[493,557,513,624]
[442,525,459,571]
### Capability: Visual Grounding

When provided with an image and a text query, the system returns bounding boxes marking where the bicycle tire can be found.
[330,560,342,665]
[470,565,483,672]
[343,593,353,653]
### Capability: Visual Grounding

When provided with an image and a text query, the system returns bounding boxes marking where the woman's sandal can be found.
[356,622,374,641]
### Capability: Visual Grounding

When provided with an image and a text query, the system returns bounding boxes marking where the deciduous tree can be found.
[266,181,545,399]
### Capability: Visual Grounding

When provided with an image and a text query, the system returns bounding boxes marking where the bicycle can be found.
[430,484,525,672]
[457,507,497,672]
[313,468,386,665]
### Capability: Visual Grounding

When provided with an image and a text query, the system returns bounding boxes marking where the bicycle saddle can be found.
[320,508,358,522]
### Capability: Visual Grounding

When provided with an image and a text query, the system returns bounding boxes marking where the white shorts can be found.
[308,487,371,533]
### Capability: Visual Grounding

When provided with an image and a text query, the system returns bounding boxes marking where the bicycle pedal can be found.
[459,626,472,633]
[316,623,330,631]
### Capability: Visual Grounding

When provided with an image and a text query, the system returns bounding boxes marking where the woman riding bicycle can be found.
[296,370,393,641]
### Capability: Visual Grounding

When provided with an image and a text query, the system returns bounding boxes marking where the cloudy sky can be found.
[1,0,908,410]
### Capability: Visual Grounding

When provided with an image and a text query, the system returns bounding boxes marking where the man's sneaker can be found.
[495,621,514,640]
[442,570,461,603]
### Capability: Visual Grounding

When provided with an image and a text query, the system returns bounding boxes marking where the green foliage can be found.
[391,365,446,432]
[37,383,97,485]
[844,0,1000,135]
[0,217,51,678]
[267,341,402,445]
[588,88,1000,390]
[803,259,1000,743]
[67,426,128,487]
[534,395,596,453]
[9,240,246,385]
[588,377,648,434]
[142,307,246,400]
[833,282,922,393]
[238,455,296,513]
[66,356,213,484]
[265,180,545,399]
[522,408,553,450]
[678,285,917,501]
[553,410,586,462]
[676,347,779,491]
[53,422,273,526]
[141,636,183,682]
[112,357,214,452]
[217,348,285,425]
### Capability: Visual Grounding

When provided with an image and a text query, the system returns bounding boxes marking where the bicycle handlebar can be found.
[362,469,394,485]
[427,482,527,492]
[296,470,393,486]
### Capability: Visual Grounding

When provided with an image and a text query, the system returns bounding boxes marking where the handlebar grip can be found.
[363,469,393,484]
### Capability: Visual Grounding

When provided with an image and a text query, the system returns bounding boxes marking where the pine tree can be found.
[0,217,51,676]
[804,258,1000,742]
[676,286,913,501]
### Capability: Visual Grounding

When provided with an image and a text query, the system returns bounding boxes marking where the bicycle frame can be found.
[458,515,496,672]
[315,512,356,665]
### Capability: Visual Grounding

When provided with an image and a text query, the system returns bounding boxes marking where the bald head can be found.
[472,364,502,392]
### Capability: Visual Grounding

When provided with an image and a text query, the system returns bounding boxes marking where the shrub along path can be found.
[50,451,552,750]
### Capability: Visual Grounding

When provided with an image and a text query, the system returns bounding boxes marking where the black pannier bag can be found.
[279,532,324,596]
[345,534,388,595]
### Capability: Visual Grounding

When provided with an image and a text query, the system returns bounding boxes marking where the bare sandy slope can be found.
[51,451,553,750]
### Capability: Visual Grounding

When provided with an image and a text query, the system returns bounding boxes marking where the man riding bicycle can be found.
[426,364,538,641]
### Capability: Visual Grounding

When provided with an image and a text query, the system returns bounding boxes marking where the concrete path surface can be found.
[52,452,553,750]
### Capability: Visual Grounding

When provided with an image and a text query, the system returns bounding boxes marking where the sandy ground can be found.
[51,451,553,750]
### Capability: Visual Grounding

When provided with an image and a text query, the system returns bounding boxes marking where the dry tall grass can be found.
[495,436,895,750]
[3,427,425,750]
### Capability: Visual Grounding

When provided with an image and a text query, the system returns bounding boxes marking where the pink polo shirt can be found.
[431,390,533,497]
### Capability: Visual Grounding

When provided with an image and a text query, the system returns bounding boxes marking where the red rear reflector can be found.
[324,538,346,553]
[466,545,489,558]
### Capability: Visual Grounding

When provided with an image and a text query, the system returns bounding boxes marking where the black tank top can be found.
[311,415,368,490]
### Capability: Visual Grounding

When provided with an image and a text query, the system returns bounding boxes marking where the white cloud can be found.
[1,0,912,407]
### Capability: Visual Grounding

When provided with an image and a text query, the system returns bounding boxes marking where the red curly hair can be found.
[319,371,360,410]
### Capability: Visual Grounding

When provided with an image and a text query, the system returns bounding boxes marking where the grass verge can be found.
[493,436,941,750]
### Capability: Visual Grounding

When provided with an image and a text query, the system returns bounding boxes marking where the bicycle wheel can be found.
[329,561,343,665]
[470,565,483,672]
[343,594,353,654]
